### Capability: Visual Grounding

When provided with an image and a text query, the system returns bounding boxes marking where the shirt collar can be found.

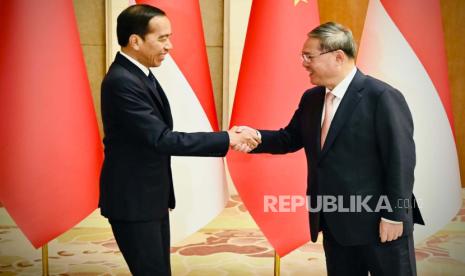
[326,66,357,99]
[119,51,150,77]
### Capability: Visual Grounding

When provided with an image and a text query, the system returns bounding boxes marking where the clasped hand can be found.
[227,126,261,153]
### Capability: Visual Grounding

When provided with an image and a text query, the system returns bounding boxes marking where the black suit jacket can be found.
[254,70,424,246]
[99,53,229,221]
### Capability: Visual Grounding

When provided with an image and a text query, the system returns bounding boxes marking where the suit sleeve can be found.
[251,95,305,154]
[104,77,229,157]
[375,88,416,222]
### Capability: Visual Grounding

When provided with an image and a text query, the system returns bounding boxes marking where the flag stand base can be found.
[274,251,280,276]
[42,244,49,276]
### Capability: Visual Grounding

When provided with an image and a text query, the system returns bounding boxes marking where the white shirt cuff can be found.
[381,217,402,224]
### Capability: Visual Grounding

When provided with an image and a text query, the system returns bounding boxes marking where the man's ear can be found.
[128,34,141,51]
[335,49,346,64]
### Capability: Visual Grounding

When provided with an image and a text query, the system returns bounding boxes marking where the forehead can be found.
[147,15,171,35]
[302,37,321,52]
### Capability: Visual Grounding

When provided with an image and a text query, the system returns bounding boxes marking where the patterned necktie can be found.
[321,92,335,149]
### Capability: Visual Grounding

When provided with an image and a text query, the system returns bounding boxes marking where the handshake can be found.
[227,126,261,153]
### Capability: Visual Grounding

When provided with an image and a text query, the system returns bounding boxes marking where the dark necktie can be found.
[147,70,169,108]
[147,70,157,86]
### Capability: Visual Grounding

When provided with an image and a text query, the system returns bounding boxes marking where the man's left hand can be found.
[379,219,403,243]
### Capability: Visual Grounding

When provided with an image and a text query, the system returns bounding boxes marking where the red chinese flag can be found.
[227,0,319,257]
[0,0,103,248]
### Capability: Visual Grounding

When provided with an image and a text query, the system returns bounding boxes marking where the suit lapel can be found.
[308,88,325,157]
[115,53,172,126]
[319,70,365,161]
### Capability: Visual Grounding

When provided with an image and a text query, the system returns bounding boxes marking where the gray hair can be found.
[308,22,357,59]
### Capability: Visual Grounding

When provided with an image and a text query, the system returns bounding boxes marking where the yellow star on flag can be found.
[294,0,308,6]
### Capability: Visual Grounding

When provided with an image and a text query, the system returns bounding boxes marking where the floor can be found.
[1,191,465,275]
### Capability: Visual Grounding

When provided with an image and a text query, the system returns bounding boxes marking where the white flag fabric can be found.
[357,0,461,243]
[152,57,228,243]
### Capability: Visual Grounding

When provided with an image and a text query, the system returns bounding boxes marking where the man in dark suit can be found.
[99,4,260,275]
[238,22,424,275]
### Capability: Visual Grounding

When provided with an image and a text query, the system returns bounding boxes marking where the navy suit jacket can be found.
[254,70,424,246]
[99,53,229,221]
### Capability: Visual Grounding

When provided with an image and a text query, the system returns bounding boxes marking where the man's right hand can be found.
[227,126,261,153]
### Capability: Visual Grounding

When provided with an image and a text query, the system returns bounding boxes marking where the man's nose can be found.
[165,39,173,50]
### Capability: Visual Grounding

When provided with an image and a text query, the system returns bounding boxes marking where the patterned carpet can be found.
[1,191,465,275]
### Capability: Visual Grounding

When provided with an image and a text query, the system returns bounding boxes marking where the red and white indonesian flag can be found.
[0,0,103,248]
[357,0,461,242]
[134,0,228,243]
[227,0,319,257]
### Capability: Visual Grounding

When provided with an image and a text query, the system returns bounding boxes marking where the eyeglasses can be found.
[301,49,338,63]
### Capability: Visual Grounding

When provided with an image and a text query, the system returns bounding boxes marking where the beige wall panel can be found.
[206,47,224,125]
[441,0,465,187]
[318,0,368,51]
[105,0,128,68]
[200,0,224,126]
[200,0,224,47]
[223,0,252,129]
[73,0,106,45]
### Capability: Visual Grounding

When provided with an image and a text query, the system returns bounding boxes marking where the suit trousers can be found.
[110,214,171,276]
[322,224,417,276]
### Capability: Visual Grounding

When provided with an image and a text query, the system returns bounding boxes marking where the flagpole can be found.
[274,251,280,276]
[42,244,49,276]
